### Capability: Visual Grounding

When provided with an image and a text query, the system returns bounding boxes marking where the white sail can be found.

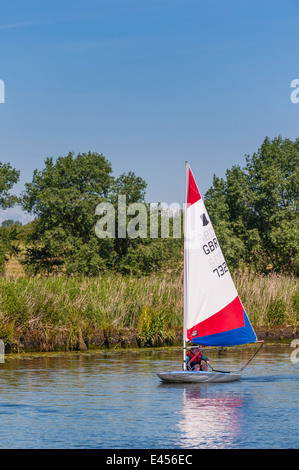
[183,162,257,347]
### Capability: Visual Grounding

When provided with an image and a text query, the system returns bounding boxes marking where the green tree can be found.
[204,175,246,270]
[21,151,114,274]
[205,136,299,275]
[21,152,167,276]
[2,219,22,227]
[95,170,183,275]
[109,171,147,265]
[21,151,183,276]
[0,162,20,209]
[245,136,299,273]
[109,173,183,275]
[0,162,20,273]
[111,171,147,205]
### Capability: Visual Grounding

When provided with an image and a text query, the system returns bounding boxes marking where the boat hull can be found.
[157,370,241,383]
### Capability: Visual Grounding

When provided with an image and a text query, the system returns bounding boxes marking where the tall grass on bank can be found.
[0,273,184,349]
[0,271,297,350]
[234,271,298,326]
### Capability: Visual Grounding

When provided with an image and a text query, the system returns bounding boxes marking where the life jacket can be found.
[187,349,203,370]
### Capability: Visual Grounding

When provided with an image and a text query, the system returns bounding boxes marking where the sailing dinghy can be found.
[157,162,263,383]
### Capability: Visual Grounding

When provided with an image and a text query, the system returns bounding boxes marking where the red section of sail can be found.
[187,296,245,341]
[187,167,201,206]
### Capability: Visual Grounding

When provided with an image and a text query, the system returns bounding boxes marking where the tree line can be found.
[0,136,298,277]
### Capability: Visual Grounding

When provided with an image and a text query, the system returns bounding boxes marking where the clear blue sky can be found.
[1,0,299,223]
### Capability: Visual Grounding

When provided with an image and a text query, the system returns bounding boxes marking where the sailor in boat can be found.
[186,347,210,371]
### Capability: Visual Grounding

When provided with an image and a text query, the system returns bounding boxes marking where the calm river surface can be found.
[0,344,298,449]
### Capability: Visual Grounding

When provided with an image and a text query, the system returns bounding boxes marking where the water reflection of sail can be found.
[177,388,244,448]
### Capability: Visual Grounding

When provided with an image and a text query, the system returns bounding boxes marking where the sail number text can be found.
[202,236,228,278]
[212,261,228,278]
[202,238,219,255]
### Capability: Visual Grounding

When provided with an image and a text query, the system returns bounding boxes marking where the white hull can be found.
[157,370,241,383]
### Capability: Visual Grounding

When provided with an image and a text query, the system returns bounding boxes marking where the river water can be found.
[0,344,298,449]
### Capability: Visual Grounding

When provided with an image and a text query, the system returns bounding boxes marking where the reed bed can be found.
[234,271,298,326]
[0,271,297,350]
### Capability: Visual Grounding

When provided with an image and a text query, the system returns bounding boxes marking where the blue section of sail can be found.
[191,310,257,347]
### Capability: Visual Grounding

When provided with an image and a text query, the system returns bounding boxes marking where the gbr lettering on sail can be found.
[199,225,228,279]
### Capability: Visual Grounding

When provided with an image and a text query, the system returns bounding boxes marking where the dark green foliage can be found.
[0,162,20,273]
[14,136,299,277]
[21,151,114,274]
[0,230,11,274]
[21,151,182,275]
[117,237,182,276]
[205,136,299,275]
[0,162,19,209]
[2,219,22,227]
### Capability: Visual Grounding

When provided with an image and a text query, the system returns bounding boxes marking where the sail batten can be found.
[184,162,257,348]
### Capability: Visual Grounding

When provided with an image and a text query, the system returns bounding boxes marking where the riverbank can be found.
[0,272,297,352]
[3,324,299,354]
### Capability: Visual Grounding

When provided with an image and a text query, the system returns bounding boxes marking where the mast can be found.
[183,161,189,370]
